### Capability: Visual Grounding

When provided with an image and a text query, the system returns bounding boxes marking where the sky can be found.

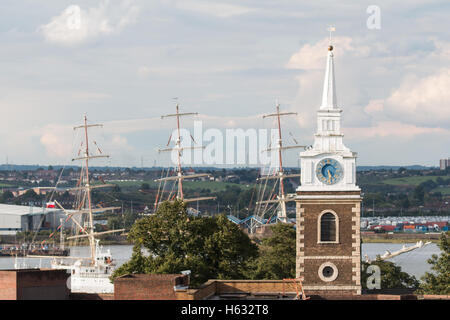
[0,0,449,168]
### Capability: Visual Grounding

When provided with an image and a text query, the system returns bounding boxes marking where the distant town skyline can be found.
[0,1,449,168]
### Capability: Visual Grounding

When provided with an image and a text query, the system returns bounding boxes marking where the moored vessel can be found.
[49,115,124,294]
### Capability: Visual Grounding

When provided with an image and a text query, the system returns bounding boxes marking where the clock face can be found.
[316,158,343,185]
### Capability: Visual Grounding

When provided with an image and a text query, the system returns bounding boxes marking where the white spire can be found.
[320,45,338,110]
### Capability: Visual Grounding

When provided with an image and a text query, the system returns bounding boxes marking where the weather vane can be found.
[327,25,336,44]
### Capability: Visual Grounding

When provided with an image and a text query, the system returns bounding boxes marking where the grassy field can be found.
[382,175,448,186]
[111,179,254,192]
[182,180,254,192]
[0,182,13,188]
[111,180,159,188]
[431,187,450,195]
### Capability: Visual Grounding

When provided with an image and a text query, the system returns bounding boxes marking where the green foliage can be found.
[413,185,425,204]
[111,200,258,287]
[107,216,123,230]
[0,190,14,203]
[245,223,296,280]
[22,189,41,201]
[382,175,449,186]
[361,260,420,290]
[400,194,410,209]
[123,210,139,229]
[417,232,450,295]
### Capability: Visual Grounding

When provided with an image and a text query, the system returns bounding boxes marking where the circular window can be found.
[322,266,334,278]
[318,262,338,282]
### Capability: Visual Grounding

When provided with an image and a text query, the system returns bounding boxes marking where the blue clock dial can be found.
[316,158,343,185]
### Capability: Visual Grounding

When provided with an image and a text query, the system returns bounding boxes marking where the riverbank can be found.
[2,231,444,246]
[361,232,442,243]
[0,235,131,246]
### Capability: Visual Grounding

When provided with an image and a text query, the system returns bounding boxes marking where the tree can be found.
[123,210,139,229]
[417,232,450,295]
[111,200,258,287]
[246,223,296,280]
[401,197,410,210]
[21,189,40,201]
[1,191,14,203]
[107,216,123,230]
[413,185,425,204]
[361,260,419,290]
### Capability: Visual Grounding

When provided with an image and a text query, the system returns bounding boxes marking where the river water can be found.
[0,243,441,280]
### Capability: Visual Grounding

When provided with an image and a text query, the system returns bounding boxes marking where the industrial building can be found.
[439,158,450,170]
[0,203,68,235]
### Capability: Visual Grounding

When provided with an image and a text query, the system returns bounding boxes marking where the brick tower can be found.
[295,43,362,296]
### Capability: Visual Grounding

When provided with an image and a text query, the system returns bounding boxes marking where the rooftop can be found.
[0,203,60,216]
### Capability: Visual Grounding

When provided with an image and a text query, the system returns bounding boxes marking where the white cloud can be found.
[364,99,385,114]
[39,124,74,159]
[384,68,450,126]
[344,121,450,140]
[173,0,254,18]
[286,36,374,133]
[39,1,139,46]
[137,66,152,78]
[103,134,134,154]
[39,122,135,165]
[286,37,369,70]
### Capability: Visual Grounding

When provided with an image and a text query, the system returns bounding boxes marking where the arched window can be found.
[320,212,337,242]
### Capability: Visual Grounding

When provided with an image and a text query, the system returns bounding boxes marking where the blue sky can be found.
[0,0,449,167]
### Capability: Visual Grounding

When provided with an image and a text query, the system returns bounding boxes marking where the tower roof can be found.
[320,45,338,110]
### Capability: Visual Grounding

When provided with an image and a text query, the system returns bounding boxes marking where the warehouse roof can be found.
[0,204,60,216]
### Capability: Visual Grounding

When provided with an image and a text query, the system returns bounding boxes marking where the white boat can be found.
[51,240,116,293]
[49,115,124,294]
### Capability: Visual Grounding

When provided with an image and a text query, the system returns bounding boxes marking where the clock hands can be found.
[317,159,342,185]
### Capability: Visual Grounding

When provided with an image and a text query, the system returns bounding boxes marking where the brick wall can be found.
[114,274,189,300]
[175,280,217,300]
[296,191,361,295]
[174,280,299,299]
[115,277,450,300]
[0,270,17,300]
[0,269,69,300]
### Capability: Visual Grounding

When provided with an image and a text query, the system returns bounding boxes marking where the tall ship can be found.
[249,102,305,231]
[49,115,124,294]
[153,102,216,211]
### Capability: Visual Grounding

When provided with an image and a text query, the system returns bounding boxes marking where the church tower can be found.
[295,44,362,296]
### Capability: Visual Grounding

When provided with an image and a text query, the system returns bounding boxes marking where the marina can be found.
[0,244,69,257]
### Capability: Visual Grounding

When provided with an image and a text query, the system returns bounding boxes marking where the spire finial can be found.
[320,29,337,110]
[327,25,336,47]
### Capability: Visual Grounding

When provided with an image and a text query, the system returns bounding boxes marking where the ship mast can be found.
[155,102,216,210]
[67,114,123,264]
[257,102,305,223]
